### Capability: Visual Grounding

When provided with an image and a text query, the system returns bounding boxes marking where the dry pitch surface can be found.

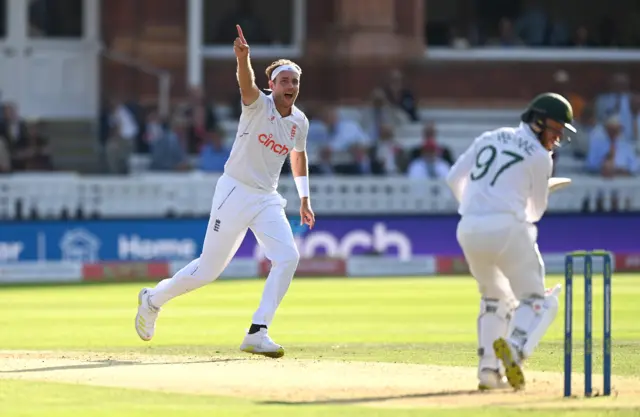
[2,350,640,410]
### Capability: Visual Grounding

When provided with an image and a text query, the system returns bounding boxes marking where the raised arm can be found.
[234,25,260,106]
[291,119,315,229]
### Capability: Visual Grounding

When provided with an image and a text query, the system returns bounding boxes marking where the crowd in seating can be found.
[96,69,459,179]
[1,0,638,181]
[1,65,638,187]
[553,71,640,179]
[97,87,222,175]
[83,65,638,187]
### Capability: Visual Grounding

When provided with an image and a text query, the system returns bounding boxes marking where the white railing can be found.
[0,173,638,220]
[101,49,172,117]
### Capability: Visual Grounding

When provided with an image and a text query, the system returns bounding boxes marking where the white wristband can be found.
[294,176,310,198]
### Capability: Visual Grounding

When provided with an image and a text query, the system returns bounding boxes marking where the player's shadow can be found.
[261,389,482,406]
[1,358,245,374]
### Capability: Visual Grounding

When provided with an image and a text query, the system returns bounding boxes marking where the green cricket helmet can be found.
[521,92,577,147]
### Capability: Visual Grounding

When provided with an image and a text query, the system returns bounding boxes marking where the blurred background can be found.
[1,0,640,282]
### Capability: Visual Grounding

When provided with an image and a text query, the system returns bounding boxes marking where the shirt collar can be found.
[518,122,548,152]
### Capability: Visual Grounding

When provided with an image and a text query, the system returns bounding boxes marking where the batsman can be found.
[446,93,576,391]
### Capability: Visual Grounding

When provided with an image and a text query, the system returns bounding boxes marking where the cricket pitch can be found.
[2,350,640,409]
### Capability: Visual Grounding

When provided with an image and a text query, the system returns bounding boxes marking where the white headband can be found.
[270,64,301,81]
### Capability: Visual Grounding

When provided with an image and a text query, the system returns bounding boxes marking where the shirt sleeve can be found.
[445,138,479,202]
[526,151,553,223]
[241,90,269,115]
[294,117,309,152]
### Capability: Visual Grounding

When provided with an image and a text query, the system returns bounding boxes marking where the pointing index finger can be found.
[236,25,247,43]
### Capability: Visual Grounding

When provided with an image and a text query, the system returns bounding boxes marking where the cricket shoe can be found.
[493,337,525,390]
[478,368,511,391]
[240,328,285,358]
[135,288,160,341]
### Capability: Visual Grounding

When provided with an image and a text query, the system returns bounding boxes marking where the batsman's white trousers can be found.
[456,213,546,301]
[150,173,300,326]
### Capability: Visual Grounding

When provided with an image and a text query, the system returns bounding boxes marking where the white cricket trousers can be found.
[456,213,546,301]
[149,173,300,326]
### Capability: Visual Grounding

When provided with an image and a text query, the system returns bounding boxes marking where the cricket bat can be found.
[548,177,571,193]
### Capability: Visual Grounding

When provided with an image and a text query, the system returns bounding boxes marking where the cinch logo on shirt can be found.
[258,133,289,155]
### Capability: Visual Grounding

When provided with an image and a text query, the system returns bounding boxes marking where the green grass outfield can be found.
[1,274,640,416]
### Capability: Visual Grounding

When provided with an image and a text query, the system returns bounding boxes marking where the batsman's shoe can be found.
[478,369,511,391]
[240,328,285,358]
[135,288,160,341]
[493,338,525,390]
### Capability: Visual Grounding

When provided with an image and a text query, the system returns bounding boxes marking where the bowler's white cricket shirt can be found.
[224,91,309,192]
[446,122,553,223]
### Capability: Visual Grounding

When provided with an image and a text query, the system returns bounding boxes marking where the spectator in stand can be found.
[514,0,547,46]
[489,17,524,47]
[570,25,597,47]
[0,138,10,173]
[335,142,384,176]
[546,7,570,46]
[143,109,166,148]
[372,124,406,175]
[305,105,331,156]
[361,88,409,142]
[407,140,450,179]
[149,116,191,172]
[98,99,111,170]
[105,98,138,174]
[11,119,53,171]
[198,129,230,173]
[631,94,640,152]
[586,114,638,178]
[322,106,371,152]
[594,73,634,140]
[383,69,419,122]
[0,103,25,171]
[0,102,27,150]
[409,122,455,167]
[309,146,335,176]
[183,85,219,154]
[122,99,145,153]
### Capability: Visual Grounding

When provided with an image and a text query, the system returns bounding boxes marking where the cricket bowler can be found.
[446,93,576,390]
[135,25,315,358]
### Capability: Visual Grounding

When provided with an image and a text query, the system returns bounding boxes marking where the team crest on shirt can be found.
[269,115,275,123]
[290,125,297,140]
